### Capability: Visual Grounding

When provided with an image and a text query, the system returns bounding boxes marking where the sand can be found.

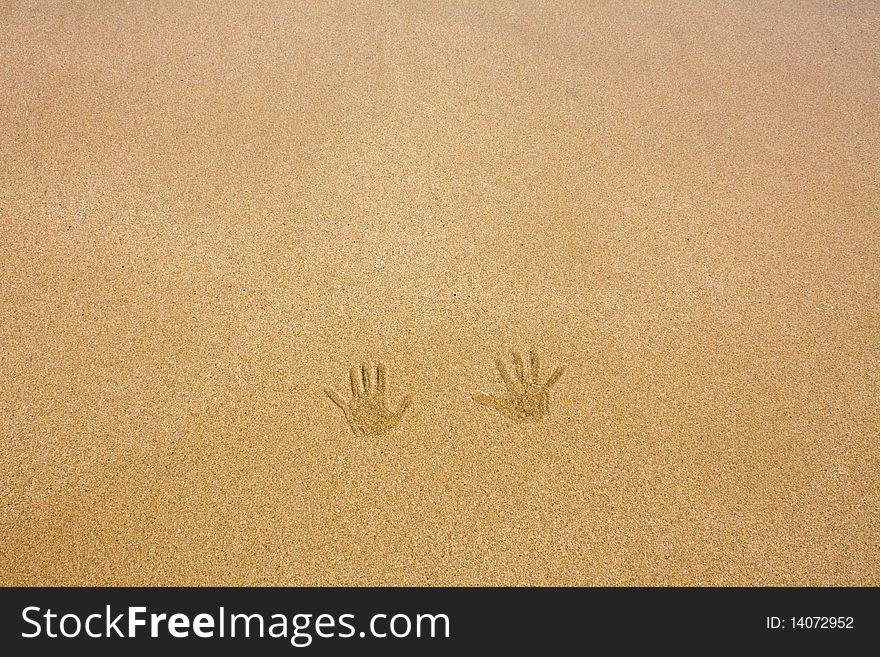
[1,1,878,586]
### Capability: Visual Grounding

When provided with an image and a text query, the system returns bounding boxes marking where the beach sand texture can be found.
[1,1,878,585]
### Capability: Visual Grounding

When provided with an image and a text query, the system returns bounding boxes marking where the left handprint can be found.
[325,361,412,437]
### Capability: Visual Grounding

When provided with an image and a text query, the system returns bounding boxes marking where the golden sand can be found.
[1,1,877,585]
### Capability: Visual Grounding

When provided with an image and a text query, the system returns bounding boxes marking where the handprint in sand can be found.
[325,362,412,437]
[472,352,566,420]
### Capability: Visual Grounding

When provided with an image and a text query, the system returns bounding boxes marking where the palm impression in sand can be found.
[325,361,412,437]
[472,352,566,421]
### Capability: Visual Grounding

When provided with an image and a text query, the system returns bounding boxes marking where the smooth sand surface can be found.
[1,1,878,585]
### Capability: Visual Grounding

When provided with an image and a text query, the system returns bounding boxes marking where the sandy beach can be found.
[1,1,878,585]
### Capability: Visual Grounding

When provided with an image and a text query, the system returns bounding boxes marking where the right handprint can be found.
[472,351,566,421]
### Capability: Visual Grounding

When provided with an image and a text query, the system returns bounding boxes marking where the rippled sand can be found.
[1,1,877,585]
